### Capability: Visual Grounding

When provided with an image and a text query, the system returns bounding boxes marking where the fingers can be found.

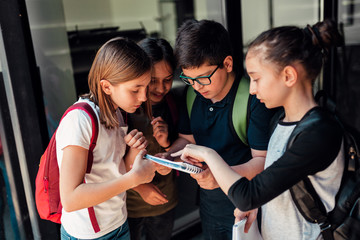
[244,209,258,233]
[129,132,144,147]
[135,149,147,159]
[177,144,206,163]
[190,168,218,189]
[151,116,165,125]
[152,185,168,203]
[234,208,246,223]
[171,148,204,167]
[153,125,168,138]
[170,149,183,158]
[155,152,174,161]
[125,129,148,149]
[155,163,172,175]
[124,129,138,144]
[190,168,207,180]
[138,184,168,205]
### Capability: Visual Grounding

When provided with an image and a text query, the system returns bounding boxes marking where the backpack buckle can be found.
[320,222,331,232]
[320,221,334,240]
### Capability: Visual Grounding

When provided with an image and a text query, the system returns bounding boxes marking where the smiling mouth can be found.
[152,93,164,98]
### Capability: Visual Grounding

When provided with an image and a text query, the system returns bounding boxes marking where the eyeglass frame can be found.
[179,65,220,86]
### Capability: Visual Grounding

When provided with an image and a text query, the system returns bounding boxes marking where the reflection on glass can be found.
[0,138,20,239]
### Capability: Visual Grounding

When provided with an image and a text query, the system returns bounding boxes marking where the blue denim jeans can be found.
[61,220,130,240]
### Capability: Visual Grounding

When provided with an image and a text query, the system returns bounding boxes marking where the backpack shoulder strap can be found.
[65,102,99,173]
[63,102,100,232]
[286,108,334,240]
[290,177,333,239]
[232,77,250,146]
[186,86,196,119]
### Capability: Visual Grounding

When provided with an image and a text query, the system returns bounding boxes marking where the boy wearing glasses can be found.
[164,19,275,239]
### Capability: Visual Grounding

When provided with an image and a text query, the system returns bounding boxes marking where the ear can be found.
[100,79,112,95]
[223,56,233,72]
[282,65,298,87]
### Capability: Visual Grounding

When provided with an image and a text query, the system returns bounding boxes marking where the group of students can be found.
[56,17,344,240]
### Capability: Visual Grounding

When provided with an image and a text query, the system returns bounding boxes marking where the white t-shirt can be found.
[56,98,128,239]
[261,122,344,240]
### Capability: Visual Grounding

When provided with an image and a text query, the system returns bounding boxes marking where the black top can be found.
[228,107,343,211]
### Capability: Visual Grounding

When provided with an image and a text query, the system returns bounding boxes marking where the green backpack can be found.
[186,77,251,145]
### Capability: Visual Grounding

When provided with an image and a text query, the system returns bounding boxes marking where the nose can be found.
[155,81,165,93]
[249,81,257,95]
[192,81,203,91]
[139,89,147,102]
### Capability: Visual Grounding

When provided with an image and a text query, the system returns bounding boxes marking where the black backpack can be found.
[288,91,360,240]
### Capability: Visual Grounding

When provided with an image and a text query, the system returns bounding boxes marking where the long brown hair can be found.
[85,37,151,129]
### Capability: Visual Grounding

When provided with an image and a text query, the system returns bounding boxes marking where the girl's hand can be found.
[190,167,219,190]
[130,150,156,185]
[124,129,148,150]
[151,117,170,148]
[234,208,258,233]
[135,183,168,205]
[171,144,216,167]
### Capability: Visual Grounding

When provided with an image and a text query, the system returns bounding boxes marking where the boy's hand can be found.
[124,129,148,150]
[154,163,172,175]
[153,152,173,175]
[190,166,219,190]
[151,117,170,149]
[134,183,168,205]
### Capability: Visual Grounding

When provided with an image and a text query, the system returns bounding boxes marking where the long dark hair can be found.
[139,38,176,71]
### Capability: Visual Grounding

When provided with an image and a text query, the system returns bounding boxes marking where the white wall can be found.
[195,0,226,26]
[62,0,160,34]
[158,2,177,46]
[242,0,270,46]
[273,0,319,26]
[242,0,320,46]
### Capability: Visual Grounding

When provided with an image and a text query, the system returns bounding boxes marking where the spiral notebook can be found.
[144,154,203,174]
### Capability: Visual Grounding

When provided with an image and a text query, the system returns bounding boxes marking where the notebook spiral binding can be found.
[183,163,203,174]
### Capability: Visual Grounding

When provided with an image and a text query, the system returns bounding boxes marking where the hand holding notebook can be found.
[144,154,204,174]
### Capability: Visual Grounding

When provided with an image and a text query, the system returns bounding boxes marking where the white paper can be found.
[232,218,263,240]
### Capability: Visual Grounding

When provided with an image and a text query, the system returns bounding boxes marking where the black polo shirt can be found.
[178,76,273,166]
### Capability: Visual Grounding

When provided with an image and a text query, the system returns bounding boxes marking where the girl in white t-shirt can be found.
[57,37,157,240]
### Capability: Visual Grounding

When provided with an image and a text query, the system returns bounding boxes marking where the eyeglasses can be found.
[179,65,220,86]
